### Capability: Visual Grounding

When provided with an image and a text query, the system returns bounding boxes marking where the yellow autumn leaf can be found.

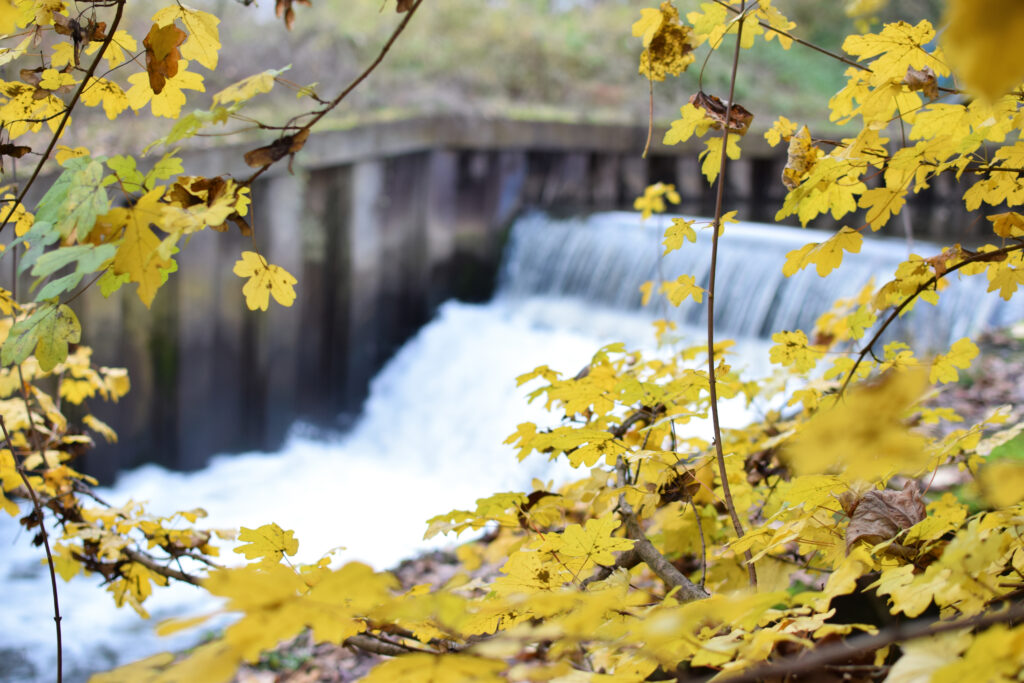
[942,0,1024,101]
[664,102,714,145]
[699,133,741,183]
[125,60,205,119]
[929,338,978,384]
[858,186,907,232]
[152,4,221,70]
[663,217,696,254]
[55,145,89,165]
[363,654,506,683]
[80,77,129,120]
[989,212,1024,239]
[978,461,1024,508]
[541,513,634,576]
[785,369,930,481]
[84,29,138,69]
[212,68,284,106]
[38,68,74,90]
[49,41,75,69]
[232,251,298,311]
[764,115,798,147]
[110,188,173,307]
[769,330,823,374]
[660,274,704,305]
[234,522,299,564]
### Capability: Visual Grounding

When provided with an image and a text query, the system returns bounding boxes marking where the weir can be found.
[68,117,994,480]
[500,212,1024,349]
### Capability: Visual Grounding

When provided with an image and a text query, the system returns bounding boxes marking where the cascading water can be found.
[1,211,1018,682]
[500,211,1024,349]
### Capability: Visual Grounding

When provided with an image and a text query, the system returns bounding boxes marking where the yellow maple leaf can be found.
[125,60,205,119]
[633,182,680,220]
[785,369,930,481]
[664,102,714,145]
[662,217,696,254]
[213,68,282,106]
[49,41,75,69]
[234,522,299,564]
[84,29,138,68]
[152,4,221,70]
[929,338,979,384]
[110,189,173,307]
[769,330,823,374]
[55,145,89,165]
[989,212,1024,239]
[363,654,506,683]
[634,1,697,81]
[858,186,907,232]
[543,514,634,577]
[660,274,704,305]
[232,251,298,311]
[699,134,741,183]
[80,77,129,120]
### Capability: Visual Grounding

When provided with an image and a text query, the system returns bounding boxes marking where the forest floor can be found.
[225,327,1024,683]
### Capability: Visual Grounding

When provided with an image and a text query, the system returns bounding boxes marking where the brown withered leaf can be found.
[143,23,186,95]
[923,245,969,279]
[904,65,939,101]
[53,15,106,43]
[781,125,817,190]
[169,176,252,235]
[689,91,753,136]
[275,0,312,30]
[841,481,925,553]
[0,143,31,159]
[19,68,41,87]
[396,0,414,11]
[243,128,310,169]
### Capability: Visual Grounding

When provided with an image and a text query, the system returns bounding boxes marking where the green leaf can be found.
[30,243,118,301]
[1,303,81,371]
[106,155,146,193]
[142,107,234,155]
[34,157,110,240]
[98,269,130,297]
[144,151,184,190]
[10,220,60,275]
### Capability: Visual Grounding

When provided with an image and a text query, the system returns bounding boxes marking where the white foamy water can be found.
[0,297,769,682]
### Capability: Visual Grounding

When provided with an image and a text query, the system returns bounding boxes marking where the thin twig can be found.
[0,0,127,238]
[705,1,756,588]
[1,416,62,683]
[240,0,424,185]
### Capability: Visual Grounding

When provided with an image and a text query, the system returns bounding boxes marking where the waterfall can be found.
[498,211,1023,349]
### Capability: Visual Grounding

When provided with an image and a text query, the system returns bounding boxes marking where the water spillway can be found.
[499,211,1023,350]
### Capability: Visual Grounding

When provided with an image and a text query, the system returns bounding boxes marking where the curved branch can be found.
[240,0,424,186]
[839,242,1024,396]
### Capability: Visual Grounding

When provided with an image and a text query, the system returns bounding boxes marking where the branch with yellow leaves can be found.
[839,241,1024,396]
[0,0,127,239]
